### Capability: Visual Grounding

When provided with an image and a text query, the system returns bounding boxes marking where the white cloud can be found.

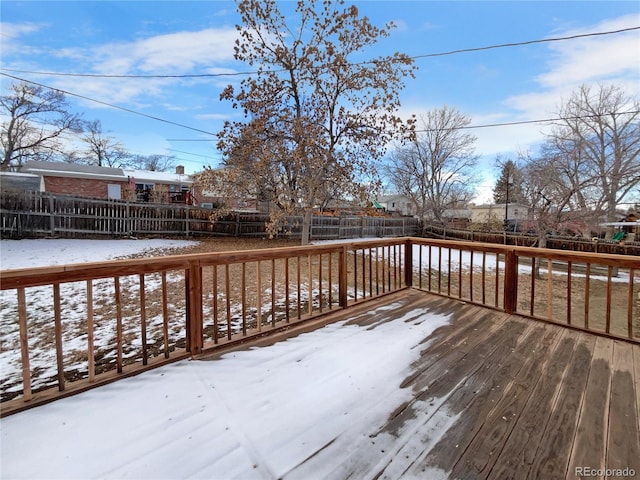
[0,22,45,56]
[90,27,238,75]
[507,14,640,118]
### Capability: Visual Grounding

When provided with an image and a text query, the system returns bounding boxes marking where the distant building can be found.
[0,171,42,192]
[19,161,196,204]
[376,195,417,217]
[470,203,530,225]
[442,208,472,228]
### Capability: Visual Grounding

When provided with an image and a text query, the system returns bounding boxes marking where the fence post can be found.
[503,249,518,314]
[339,245,348,307]
[49,194,55,235]
[186,260,203,354]
[404,238,413,288]
[185,205,190,237]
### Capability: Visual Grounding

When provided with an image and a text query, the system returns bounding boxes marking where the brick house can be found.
[20,161,196,204]
[21,161,128,199]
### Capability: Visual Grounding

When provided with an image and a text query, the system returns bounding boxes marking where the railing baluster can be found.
[458,249,463,298]
[353,249,358,301]
[242,263,247,334]
[53,284,65,391]
[86,280,95,382]
[481,251,486,305]
[328,253,333,309]
[606,265,613,334]
[285,257,291,320]
[114,277,123,373]
[212,265,218,344]
[530,257,536,317]
[297,256,302,318]
[17,287,32,401]
[375,248,380,296]
[308,255,313,316]
[494,254,500,307]
[419,245,423,289]
[428,245,432,292]
[368,248,373,297]
[381,246,386,293]
[271,259,276,325]
[566,262,572,326]
[547,259,553,320]
[393,245,398,290]
[256,261,262,332]
[162,272,170,357]
[584,263,591,330]
[469,250,473,302]
[628,268,635,338]
[225,265,231,340]
[361,249,366,297]
[139,274,148,365]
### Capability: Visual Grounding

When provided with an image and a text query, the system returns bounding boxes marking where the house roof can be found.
[377,194,413,203]
[470,203,529,210]
[20,161,192,185]
[443,208,472,219]
[123,169,192,185]
[22,160,126,181]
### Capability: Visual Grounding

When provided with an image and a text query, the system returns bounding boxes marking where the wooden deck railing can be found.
[409,238,640,340]
[1,237,638,416]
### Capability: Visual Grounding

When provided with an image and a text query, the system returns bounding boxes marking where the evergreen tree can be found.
[493,159,524,204]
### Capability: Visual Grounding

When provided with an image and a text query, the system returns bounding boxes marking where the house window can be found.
[107,184,121,200]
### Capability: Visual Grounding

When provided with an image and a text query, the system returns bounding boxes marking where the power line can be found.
[415,110,640,133]
[1,26,637,80]
[0,72,218,137]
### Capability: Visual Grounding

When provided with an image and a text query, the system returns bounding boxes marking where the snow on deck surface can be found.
[1,297,451,479]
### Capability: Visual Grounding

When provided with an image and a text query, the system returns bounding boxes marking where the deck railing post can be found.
[186,260,203,354]
[404,238,413,288]
[503,249,518,314]
[339,245,348,308]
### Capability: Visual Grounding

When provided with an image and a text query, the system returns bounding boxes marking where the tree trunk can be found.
[301,209,313,245]
[534,233,547,279]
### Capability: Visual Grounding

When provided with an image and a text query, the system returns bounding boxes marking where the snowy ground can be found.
[0,238,201,270]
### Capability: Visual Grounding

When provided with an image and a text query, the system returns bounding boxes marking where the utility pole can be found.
[504,164,512,231]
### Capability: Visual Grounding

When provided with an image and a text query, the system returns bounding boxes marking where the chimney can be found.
[176,165,185,175]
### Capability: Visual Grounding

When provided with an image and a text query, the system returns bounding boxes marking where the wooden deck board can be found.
[294,290,640,480]
[607,342,640,474]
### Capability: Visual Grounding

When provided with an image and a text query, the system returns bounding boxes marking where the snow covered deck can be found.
[2,290,639,479]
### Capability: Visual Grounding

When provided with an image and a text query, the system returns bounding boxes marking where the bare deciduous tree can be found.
[1,81,83,170]
[81,120,129,168]
[198,0,415,244]
[129,153,176,172]
[550,84,640,225]
[385,106,479,225]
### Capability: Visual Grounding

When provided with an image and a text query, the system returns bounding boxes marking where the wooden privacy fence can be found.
[423,222,640,256]
[0,190,418,239]
[1,237,638,416]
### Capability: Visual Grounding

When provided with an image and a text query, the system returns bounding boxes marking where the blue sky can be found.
[1,1,639,202]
